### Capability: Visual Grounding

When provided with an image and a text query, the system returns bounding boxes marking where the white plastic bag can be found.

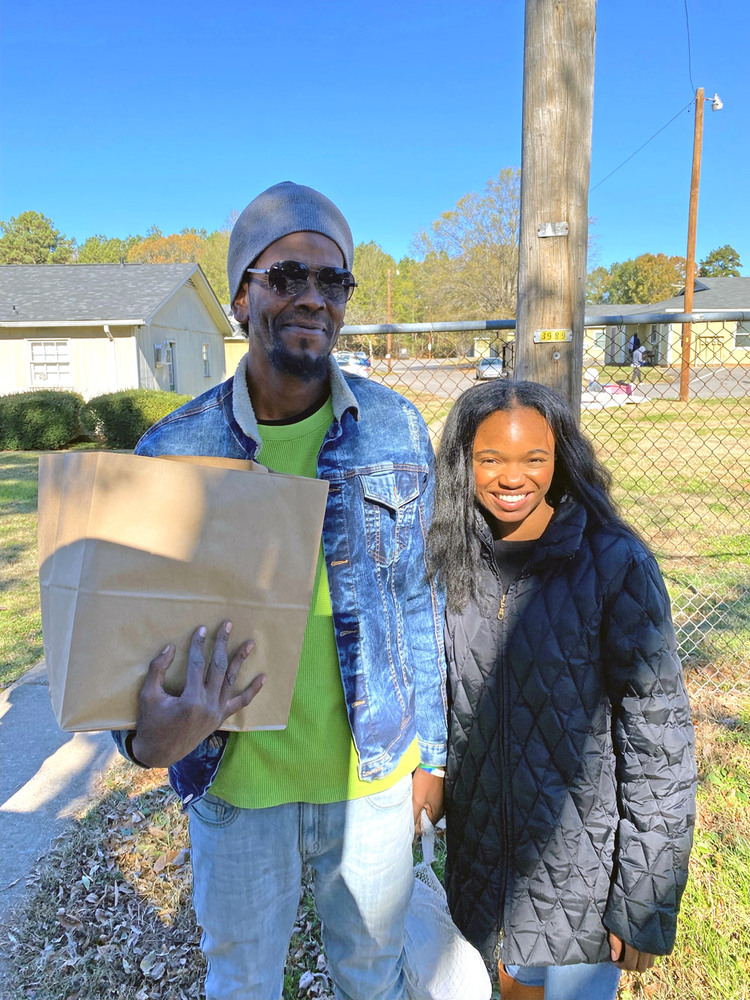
[404,812,492,1000]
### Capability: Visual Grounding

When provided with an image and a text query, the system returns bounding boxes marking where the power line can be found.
[684,0,696,93]
[590,101,693,192]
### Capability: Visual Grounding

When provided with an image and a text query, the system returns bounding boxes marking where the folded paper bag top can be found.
[38,451,328,733]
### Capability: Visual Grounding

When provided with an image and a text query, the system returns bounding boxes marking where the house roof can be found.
[0,263,232,333]
[643,276,750,312]
[587,277,750,321]
[585,302,652,322]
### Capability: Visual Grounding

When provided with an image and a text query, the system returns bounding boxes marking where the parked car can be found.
[333,351,372,378]
[475,357,506,380]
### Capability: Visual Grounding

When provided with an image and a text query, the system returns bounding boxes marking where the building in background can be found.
[585,277,750,368]
[0,263,232,398]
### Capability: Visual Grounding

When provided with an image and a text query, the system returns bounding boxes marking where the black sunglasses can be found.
[245,260,357,304]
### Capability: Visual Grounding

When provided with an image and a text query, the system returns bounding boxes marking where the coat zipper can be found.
[495,571,528,955]
[495,575,516,952]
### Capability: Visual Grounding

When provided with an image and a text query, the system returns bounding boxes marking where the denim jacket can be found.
[113,356,447,806]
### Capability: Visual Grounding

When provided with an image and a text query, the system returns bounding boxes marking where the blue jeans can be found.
[504,962,621,1000]
[188,776,414,1000]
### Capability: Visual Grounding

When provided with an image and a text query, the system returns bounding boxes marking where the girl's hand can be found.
[608,932,657,972]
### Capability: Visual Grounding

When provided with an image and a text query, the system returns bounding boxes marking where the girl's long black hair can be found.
[428,380,637,613]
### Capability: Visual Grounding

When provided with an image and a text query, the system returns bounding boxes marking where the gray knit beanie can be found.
[227,181,355,305]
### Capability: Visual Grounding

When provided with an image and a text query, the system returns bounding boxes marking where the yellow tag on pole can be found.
[533,329,572,343]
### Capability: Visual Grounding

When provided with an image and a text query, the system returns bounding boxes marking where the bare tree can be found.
[412,168,520,319]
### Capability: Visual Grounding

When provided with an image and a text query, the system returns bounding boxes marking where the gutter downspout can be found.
[104,324,119,391]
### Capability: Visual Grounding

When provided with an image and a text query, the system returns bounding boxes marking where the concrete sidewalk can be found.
[0,661,118,926]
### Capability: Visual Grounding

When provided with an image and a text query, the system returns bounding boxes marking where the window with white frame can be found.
[201,343,211,377]
[592,327,607,350]
[28,340,71,386]
[735,322,750,349]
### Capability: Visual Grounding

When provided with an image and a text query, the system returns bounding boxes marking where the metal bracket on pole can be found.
[537,222,569,237]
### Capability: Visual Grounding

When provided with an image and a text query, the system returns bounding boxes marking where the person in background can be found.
[113,181,446,1000]
[428,379,696,1000]
[631,343,645,384]
[626,332,641,355]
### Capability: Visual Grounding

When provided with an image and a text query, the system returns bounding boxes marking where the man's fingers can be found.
[211,620,232,666]
[144,642,175,692]
[223,640,255,690]
[184,625,208,691]
[224,673,267,719]
[205,621,233,692]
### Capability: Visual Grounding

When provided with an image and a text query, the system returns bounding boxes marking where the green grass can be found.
[581,398,750,671]
[594,363,670,385]
[1,452,44,684]
[387,382,454,440]
[617,693,750,999]
[3,673,748,999]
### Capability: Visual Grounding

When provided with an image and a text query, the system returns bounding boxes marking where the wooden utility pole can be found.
[679,87,704,402]
[515,0,597,415]
[386,268,393,373]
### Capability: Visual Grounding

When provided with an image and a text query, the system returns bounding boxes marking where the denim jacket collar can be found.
[231,354,359,459]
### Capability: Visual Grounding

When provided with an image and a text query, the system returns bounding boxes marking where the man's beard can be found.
[268,343,330,382]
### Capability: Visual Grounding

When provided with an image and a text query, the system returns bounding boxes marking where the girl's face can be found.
[472,406,556,540]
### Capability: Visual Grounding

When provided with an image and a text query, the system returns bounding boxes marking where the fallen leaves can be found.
[152,848,189,875]
[1,760,336,999]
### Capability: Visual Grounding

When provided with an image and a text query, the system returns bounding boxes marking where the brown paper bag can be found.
[38,451,328,732]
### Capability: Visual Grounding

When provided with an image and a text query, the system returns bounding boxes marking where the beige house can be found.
[223,306,250,373]
[583,304,654,366]
[585,277,750,367]
[0,263,233,399]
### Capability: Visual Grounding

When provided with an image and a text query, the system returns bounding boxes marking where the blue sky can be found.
[2,0,748,275]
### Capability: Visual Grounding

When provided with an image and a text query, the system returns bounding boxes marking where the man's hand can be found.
[608,932,657,972]
[130,620,265,768]
[412,767,445,837]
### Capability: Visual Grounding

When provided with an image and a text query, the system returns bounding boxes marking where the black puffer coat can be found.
[444,499,696,967]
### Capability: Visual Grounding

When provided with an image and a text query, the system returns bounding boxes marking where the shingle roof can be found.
[0,263,210,324]
[644,276,750,311]
[585,302,651,321]
[588,277,750,319]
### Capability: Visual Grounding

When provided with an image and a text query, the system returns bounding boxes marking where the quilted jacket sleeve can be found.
[601,544,697,955]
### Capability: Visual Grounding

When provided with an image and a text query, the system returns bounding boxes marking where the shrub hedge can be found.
[0,390,87,450]
[83,389,192,450]
[0,388,192,451]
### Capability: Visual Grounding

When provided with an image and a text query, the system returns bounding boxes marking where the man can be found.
[631,342,645,384]
[113,182,446,1000]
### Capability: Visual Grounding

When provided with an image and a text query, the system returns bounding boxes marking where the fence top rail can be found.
[340,320,517,335]
[340,311,750,336]
[586,309,750,326]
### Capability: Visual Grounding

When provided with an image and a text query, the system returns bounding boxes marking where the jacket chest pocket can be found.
[359,470,422,566]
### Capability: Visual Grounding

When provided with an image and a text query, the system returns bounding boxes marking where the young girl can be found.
[428,380,696,1000]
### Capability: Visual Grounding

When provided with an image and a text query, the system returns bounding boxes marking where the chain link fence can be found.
[337,311,750,695]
